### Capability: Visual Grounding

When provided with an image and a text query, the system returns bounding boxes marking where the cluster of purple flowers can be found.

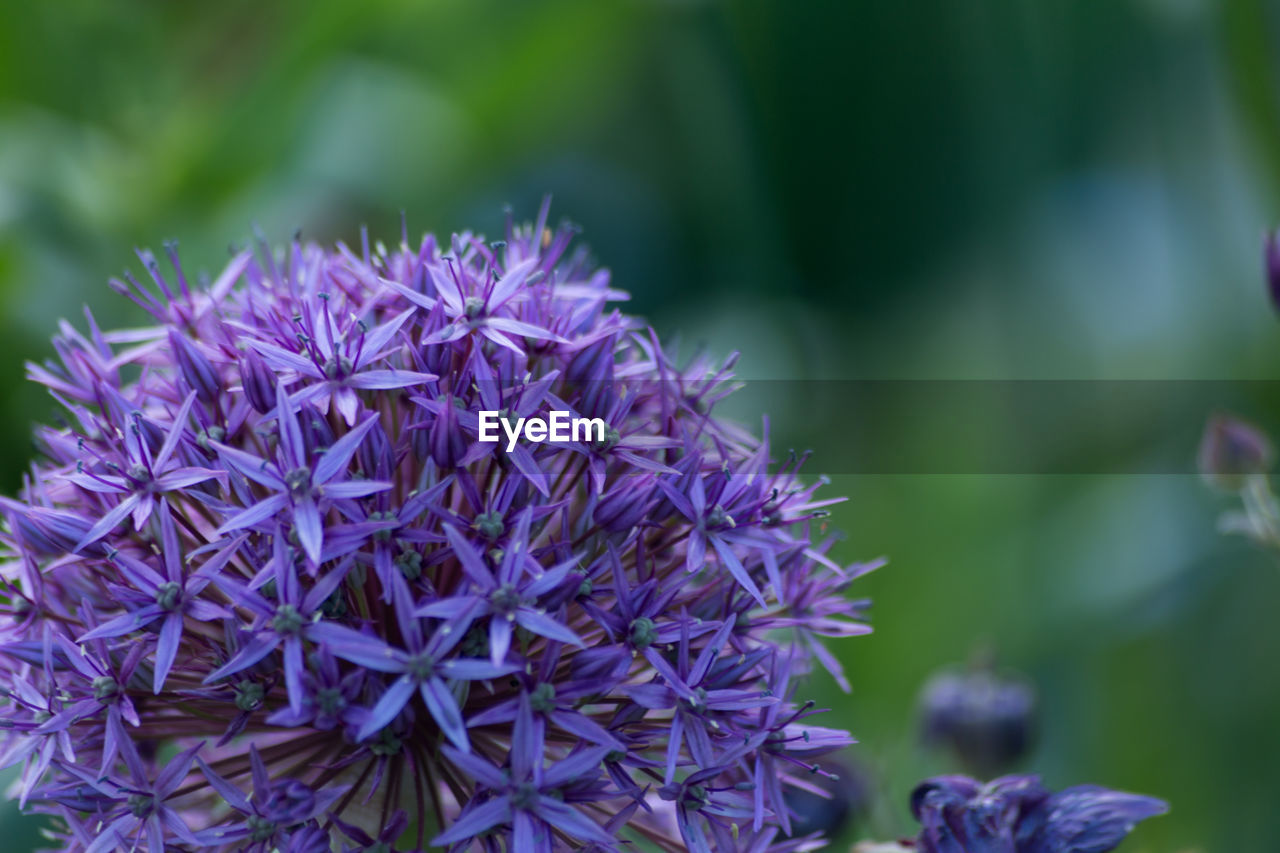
[0,201,879,851]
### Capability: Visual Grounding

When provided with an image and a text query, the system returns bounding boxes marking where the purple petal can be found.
[346,369,436,390]
[322,480,393,500]
[204,633,281,684]
[275,381,307,470]
[73,494,140,552]
[152,614,183,694]
[154,467,222,491]
[421,676,469,752]
[534,797,615,846]
[79,605,165,642]
[293,497,323,565]
[441,746,507,790]
[711,536,767,608]
[357,674,417,740]
[438,658,519,681]
[483,316,567,343]
[490,618,512,667]
[195,757,251,813]
[154,741,204,798]
[514,608,583,647]
[355,307,416,365]
[307,623,405,672]
[442,524,495,588]
[333,385,360,427]
[432,797,511,846]
[215,493,289,536]
[154,391,197,470]
[211,443,282,489]
[314,414,381,485]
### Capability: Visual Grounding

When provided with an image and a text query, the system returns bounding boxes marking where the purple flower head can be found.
[0,200,874,850]
[910,774,1167,853]
[919,661,1037,778]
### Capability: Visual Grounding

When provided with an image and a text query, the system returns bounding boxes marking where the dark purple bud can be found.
[593,476,654,533]
[919,665,1036,778]
[241,349,276,414]
[282,822,331,852]
[168,330,222,404]
[4,504,95,556]
[1198,413,1274,491]
[357,420,394,479]
[1266,228,1280,312]
[262,779,316,824]
[431,397,467,469]
[567,337,616,418]
[299,406,334,452]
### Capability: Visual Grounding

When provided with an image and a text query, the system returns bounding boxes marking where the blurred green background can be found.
[4,0,1280,849]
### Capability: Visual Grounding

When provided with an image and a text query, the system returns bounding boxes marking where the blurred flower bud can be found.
[1198,413,1273,492]
[919,661,1036,779]
[1266,228,1280,312]
[785,759,870,840]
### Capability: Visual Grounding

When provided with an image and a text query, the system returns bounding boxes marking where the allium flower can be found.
[909,775,1167,853]
[0,201,879,851]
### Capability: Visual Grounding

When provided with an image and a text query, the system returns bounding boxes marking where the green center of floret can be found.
[368,510,396,542]
[319,591,347,619]
[154,581,181,611]
[511,782,540,810]
[272,604,305,636]
[407,652,436,681]
[323,354,353,379]
[127,793,154,818]
[92,675,119,701]
[316,687,346,715]
[473,511,504,540]
[629,616,658,650]
[591,426,621,453]
[395,549,422,579]
[247,815,277,842]
[371,728,402,756]
[706,504,734,529]
[530,683,556,712]
[682,687,710,711]
[489,584,522,617]
[284,467,312,497]
[463,296,486,319]
[235,681,265,711]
